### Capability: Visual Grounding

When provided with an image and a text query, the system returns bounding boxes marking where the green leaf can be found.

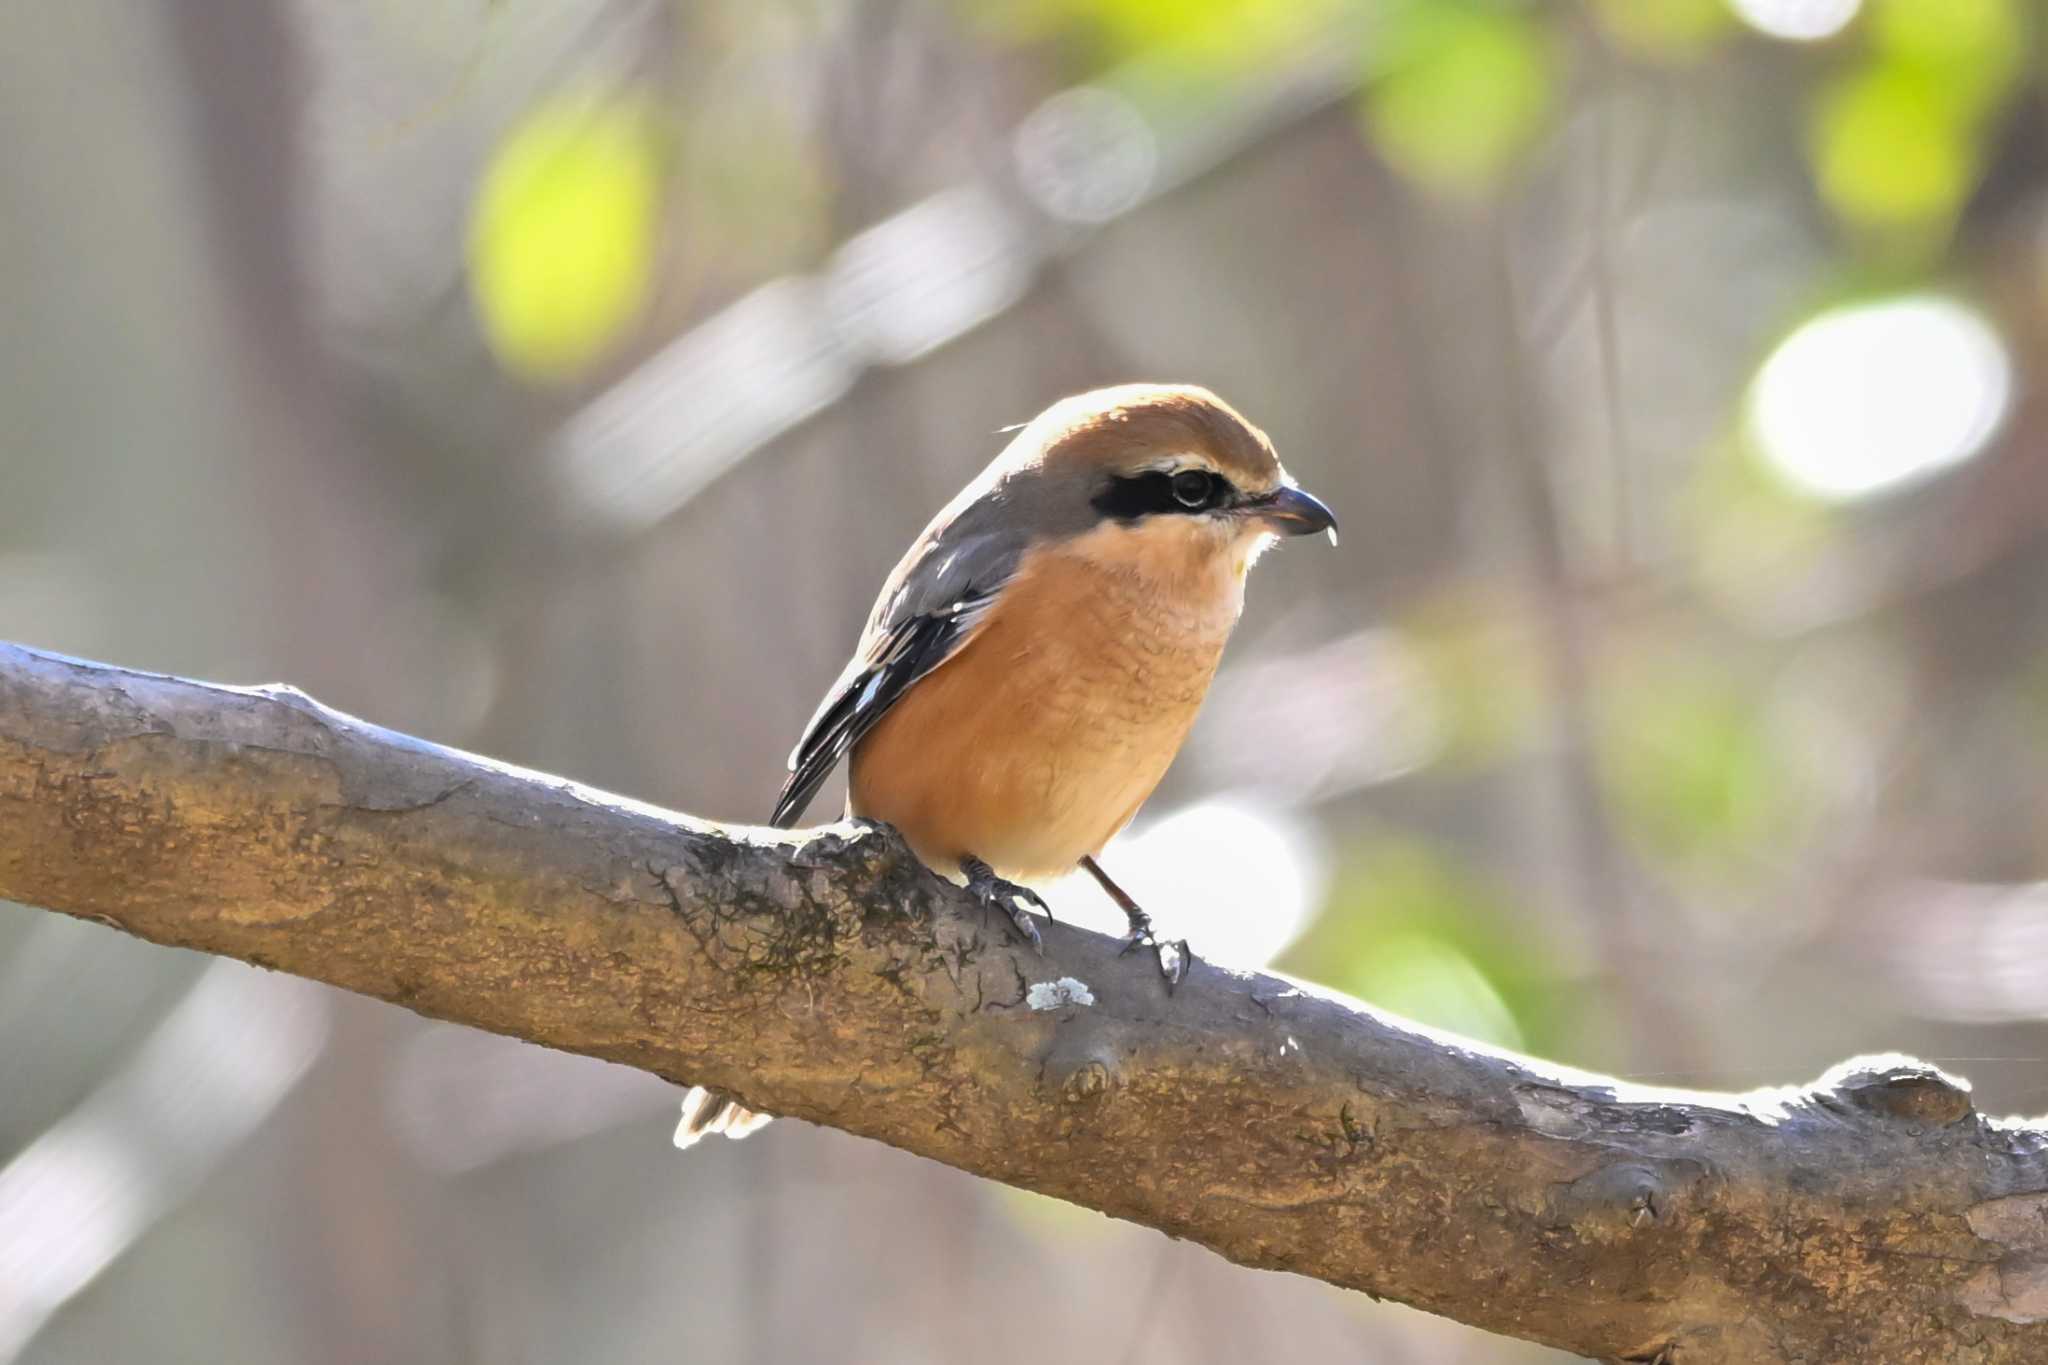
[1347,929,1525,1048]
[1809,62,1975,231]
[1364,0,1557,197]
[467,94,662,384]
[1868,0,2023,111]
[1280,834,1561,1051]
[1600,662,1793,874]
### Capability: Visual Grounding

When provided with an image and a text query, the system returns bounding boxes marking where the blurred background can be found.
[4,1,2047,1360]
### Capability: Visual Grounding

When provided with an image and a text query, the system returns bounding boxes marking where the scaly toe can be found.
[1005,899,1044,953]
[966,868,1047,955]
[1019,886,1055,923]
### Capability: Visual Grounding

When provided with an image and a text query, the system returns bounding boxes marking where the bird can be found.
[674,382,1335,1149]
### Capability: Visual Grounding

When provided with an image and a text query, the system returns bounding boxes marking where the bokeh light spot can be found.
[1013,86,1158,225]
[1748,295,2010,501]
[1049,798,1327,970]
[1730,0,1862,42]
[467,94,662,385]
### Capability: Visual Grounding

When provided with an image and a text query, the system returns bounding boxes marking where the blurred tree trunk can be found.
[161,10,442,1363]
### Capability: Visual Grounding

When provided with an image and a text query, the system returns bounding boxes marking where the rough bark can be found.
[1,640,2044,1364]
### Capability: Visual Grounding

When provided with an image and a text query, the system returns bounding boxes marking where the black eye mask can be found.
[1091,469,1238,522]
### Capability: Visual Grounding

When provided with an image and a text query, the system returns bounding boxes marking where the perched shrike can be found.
[676,383,1336,1148]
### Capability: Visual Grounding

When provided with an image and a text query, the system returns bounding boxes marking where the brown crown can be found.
[1028,383,1281,489]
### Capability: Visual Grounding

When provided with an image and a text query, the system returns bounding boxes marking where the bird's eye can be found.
[1171,470,1216,508]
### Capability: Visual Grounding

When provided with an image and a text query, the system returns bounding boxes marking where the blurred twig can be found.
[1490,215,1706,1076]
[1587,64,1634,571]
[3,641,2046,1365]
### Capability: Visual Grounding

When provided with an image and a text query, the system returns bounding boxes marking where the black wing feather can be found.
[770,460,1037,829]
[768,598,986,828]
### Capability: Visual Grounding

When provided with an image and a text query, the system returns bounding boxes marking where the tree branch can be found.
[2,640,2044,1363]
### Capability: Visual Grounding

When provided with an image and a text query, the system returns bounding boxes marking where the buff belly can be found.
[847,542,1236,880]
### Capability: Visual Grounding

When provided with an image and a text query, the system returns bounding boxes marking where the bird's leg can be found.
[961,855,1046,954]
[1080,855,1191,991]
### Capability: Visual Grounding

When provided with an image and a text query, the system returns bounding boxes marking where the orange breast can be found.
[848,532,1241,879]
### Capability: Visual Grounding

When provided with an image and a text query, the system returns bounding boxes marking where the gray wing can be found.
[770,498,1030,829]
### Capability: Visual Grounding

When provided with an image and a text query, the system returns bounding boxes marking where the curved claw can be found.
[963,858,1047,955]
[1119,928,1192,993]
[1000,895,1044,953]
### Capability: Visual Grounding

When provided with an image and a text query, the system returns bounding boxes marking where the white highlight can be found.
[1750,295,2011,501]
[1049,797,1327,971]
[1729,0,1861,42]
[1026,977,1096,1010]
[1013,86,1158,225]
[0,963,329,1363]
[554,278,856,531]
[824,187,1037,366]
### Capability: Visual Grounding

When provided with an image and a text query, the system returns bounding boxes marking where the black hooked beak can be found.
[1252,484,1339,543]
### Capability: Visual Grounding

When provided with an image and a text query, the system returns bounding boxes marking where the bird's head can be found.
[1003,383,1337,583]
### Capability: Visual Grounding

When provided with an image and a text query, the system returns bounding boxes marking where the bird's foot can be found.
[1079,856,1192,993]
[1117,910,1192,992]
[962,856,1046,954]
